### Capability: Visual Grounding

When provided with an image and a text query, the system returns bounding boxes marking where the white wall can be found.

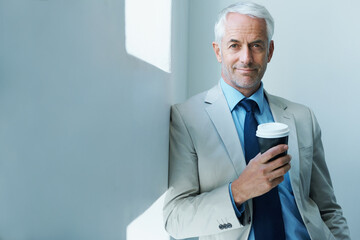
[187,0,359,239]
[0,0,184,239]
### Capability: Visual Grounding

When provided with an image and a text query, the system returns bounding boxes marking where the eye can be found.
[252,42,265,48]
[229,43,239,49]
[251,43,263,49]
[250,43,265,52]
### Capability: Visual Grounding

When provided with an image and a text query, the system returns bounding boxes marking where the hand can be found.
[231,144,291,206]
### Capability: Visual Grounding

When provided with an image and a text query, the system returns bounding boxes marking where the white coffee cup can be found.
[256,122,289,161]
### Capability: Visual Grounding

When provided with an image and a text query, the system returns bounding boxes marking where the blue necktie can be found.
[240,99,285,240]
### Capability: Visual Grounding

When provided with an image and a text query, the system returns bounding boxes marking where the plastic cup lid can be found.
[256,122,289,138]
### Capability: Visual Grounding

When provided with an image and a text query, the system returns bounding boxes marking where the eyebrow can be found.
[251,39,266,45]
[227,39,240,45]
[226,39,265,45]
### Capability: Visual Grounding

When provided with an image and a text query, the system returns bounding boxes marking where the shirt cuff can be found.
[229,182,245,218]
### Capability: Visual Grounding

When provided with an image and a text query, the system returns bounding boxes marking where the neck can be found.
[222,75,261,98]
[239,86,260,98]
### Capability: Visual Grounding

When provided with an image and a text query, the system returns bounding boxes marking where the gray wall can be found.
[0,0,177,239]
[187,0,359,239]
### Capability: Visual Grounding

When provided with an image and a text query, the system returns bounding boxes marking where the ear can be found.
[267,40,274,63]
[212,42,222,63]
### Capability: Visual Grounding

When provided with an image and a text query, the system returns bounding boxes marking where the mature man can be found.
[163,2,350,240]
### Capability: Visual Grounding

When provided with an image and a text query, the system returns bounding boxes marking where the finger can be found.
[259,144,288,164]
[268,162,291,181]
[269,176,285,188]
[268,154,292,170]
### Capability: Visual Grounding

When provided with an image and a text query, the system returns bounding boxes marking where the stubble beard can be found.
[222,62,265,93]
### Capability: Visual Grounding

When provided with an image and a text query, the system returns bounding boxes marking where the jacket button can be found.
[219,224,224,230]
[227,223,232,228]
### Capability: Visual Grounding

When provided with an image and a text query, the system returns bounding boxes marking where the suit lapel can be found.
[203,85,301,188]
[266,92,301,191]
[205,84,246,177]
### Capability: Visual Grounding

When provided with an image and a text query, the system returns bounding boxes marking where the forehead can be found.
[223,12,267,42]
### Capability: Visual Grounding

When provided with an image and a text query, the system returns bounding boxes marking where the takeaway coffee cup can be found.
[256,122,289,162]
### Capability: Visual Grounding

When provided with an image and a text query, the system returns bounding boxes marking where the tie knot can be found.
[240,99,258,113]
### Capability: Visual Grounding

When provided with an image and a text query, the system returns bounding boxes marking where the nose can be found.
[239,46,253,65]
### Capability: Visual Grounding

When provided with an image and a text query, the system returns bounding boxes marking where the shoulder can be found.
[170,84,223,130]
[266,92,319,131]
[172,84,221,116]
[266,92,312,114]
[173,91,207,112]
[170,90,209,126]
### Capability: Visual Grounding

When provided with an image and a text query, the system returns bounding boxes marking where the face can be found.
[213,13,274,97]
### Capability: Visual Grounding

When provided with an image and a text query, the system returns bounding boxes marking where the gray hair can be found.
[214,2,274,46]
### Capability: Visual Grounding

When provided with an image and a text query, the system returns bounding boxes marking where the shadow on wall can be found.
[126,192,168,239]
[126,0,199,238]
[0,0,171,240]
[124,0,172,239]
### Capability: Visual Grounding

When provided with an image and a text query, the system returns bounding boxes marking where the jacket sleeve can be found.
[309,110,351,239]
[163,105,246,239]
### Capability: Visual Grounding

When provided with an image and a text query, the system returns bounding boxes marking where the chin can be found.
[233,79,261,90]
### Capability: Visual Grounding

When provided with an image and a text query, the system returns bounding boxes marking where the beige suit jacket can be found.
[163,83,350,240]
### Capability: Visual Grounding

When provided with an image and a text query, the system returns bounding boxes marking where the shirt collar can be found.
[220,78,265,114]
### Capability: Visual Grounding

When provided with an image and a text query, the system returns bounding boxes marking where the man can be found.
[163,2,350,240]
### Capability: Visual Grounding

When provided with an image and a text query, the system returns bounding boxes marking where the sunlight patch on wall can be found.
[126,192,169,240]
[125,0,172,73]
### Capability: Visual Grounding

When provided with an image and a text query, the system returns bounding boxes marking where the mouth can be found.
[234,68,257,74]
